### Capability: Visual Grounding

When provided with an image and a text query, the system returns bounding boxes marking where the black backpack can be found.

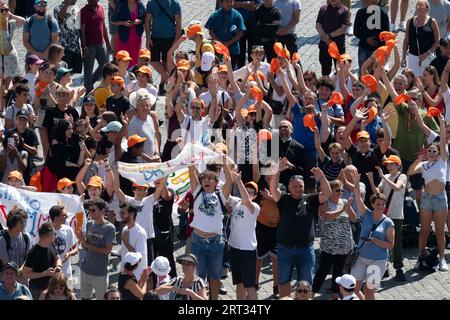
[0,230,31,269]
[418,248,439,272]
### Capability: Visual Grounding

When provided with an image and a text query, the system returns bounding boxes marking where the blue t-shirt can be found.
[358,210,394,261]
[365,116,383,144]
[316,98,344,118]
[146,0,181,38]
[0,282,33,300]
[23,15,59,53]
[205,8,246,55]
[292,102,321,158]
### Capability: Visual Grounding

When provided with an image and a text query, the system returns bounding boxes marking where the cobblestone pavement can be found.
[10,0,450,299]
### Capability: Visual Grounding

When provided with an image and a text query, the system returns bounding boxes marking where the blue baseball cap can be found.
[101,121,122,133]
[35,0,48,4]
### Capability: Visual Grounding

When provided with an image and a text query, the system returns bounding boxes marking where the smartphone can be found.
[8,138,15,146]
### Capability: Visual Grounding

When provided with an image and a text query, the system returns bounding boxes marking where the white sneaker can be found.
[346,25,353,36]
[390,23,396,32]
[399,21,407,32]
[439,258,448,271]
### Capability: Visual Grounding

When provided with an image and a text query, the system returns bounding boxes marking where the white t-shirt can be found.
[181,116,212,146]
[126,80,157,98]
[156,275,171,300]
[120,223,148,278]
[378,173,407,220]
[273,66,294,103]
[199,90,231,109]
[54,224,77,280]
[227,196,260,251]
[124,195,155,239]
[233,62,270,84]
[190,185,227,235]
[427,130,450,181]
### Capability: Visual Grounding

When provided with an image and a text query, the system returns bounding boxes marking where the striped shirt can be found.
[169,276,206,300]
[128,115,155,156]
[321,156,346,181]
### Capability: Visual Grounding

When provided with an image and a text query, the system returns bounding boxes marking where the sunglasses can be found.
[0,8,9,13]
[427,149,438,153]
[297,289,310,294]
[411,97,419,101]
[36,2,47,7]
[191,105,201,110]
[304,78,314,82]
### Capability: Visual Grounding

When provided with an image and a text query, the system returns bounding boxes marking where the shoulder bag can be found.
[415,17,436,69]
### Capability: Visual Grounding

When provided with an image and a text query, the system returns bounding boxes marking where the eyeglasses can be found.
[297,289,310,294]
[0,8,9,13]
[427,149,438,154]
[36,2,47,7]
[304,78,313,82]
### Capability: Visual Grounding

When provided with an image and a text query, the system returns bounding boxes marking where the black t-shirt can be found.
[43,105,79,141]
[279,138,306,187]
[119,151,139,196]
[24,244,58,289]
[430,55,450,87]
[106,95,131,121]
[153,192,175,233]
[276,192,320,246]
[118,273,139,300]
[9,128,39,148]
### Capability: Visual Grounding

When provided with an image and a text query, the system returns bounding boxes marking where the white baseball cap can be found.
[123,252,142,266]
[129,88,157,108]
[335,274,356,290]
[150,256,171,276]
[201,51,215,72]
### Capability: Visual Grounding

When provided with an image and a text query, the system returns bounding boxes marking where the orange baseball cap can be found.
[116,50,132,61]
[111,76,125,88]
[244,181,259,193]
[177,59,190,70]
[132,182,149,189]
[248,104,257,114]
[128,135,147,148]
[383,155,402,165]
[139,48,151,59]
[186,24,204,38]
[57,178,75,192]
[86,176,103,189]
[356,131,370,140]
[257,129,272,142]
[8,170,23,181]
[218,65,228,73]
[138,66,152,75]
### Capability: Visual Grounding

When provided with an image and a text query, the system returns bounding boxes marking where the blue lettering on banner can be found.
[142,169,165,181]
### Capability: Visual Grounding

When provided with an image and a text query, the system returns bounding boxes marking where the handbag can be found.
[415,19,436,69]
[347,216,387,268]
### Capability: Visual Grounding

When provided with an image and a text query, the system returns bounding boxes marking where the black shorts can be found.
[446,182,450,209]
[256,222,277,259]
[151,37,174,63]
[229,246,257,288]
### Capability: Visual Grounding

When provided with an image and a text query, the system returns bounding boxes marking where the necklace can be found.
[423,160,437,171]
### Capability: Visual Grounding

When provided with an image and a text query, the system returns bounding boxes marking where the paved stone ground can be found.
[9,0,450,299]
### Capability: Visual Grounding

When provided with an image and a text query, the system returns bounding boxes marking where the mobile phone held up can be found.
[8,138,15,147]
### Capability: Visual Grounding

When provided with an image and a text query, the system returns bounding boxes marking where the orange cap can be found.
[248,71,265,83]
[116,50,132,61]
[273,42,284,58]
[292,52,300,62]
[257,129,272,142]
[394,93,411,106]
[137,66,152,75]
[367,106,378,123]
[213,41,230,59]
[86,176,103,189]
[270,58,280,74]
[186,24,204,38]
[356,131,370,140]
[250,86,263,102]
[303,114,317,131]
[244,181,259,193]
[8,170,23,181]
[128,135,147,148]
[361,74,378,92]
[328,92,344,106]
[139,48,151,59]
[379,31,397,42]
[218,65,228,73]
[111,76,125,88]
[328,42,342,62]
[132,182,149,189]
[177,59,190,70]
[383,155,402,165]
[427,107,442,118]
[57,178,75,192]
[248,104,257,114]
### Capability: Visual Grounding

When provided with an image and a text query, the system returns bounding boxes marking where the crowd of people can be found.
[0,0,449,301]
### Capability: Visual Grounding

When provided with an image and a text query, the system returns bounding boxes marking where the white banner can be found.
[117,142,222,186]
[0,183,85,242]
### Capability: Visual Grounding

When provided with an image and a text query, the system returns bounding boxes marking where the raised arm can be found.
[438,115,447,161]
[75,158,92,194]
[387,46,400,80]
[221,155,233,200]
[232,172,256,212]
[379,66,399,100]
[409,100,433,139]
[338,61,350,101]
[188,164,200,193]
[277,69,296,108]
[261,100,273,129]
[320,104,331,143]
[312,167,331,204]
[350,87,369,116]
[342,108,368,150]
[112,166,126,203]
[350,170,368,217]
[313,127,326,163]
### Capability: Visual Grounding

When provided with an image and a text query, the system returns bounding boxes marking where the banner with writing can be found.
[0,183,85,242]
[117,142,222,186]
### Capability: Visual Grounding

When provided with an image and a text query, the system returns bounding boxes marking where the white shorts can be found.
[351,256,387,290]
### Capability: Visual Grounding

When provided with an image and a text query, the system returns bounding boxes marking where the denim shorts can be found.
[190,232,224,280]
[277,243,315,285]
[420,191,448,212]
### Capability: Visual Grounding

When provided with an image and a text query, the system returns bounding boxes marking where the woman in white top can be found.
[408,114,448,271]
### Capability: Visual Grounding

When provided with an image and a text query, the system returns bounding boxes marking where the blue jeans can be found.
[84,44,109,93]
[277,243,315,285]
[190,232,224,280]
[358,46,374,74]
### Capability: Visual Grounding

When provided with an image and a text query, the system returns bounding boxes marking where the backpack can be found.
[418,247,439,272]
[28,14,54,41]
[257,196,279,228]
[0,230,31,269]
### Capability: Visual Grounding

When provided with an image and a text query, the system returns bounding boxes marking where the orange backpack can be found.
[257,196,280,228]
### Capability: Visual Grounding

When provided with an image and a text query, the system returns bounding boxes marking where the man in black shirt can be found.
[354,0,390,71]
[430,38,450,87]
[269,160,331,298]
[22,223,62,300]
[255,0,281,62]
[277,119,306,188]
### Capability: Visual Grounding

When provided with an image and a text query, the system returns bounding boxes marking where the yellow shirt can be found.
[93,86,112,110]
